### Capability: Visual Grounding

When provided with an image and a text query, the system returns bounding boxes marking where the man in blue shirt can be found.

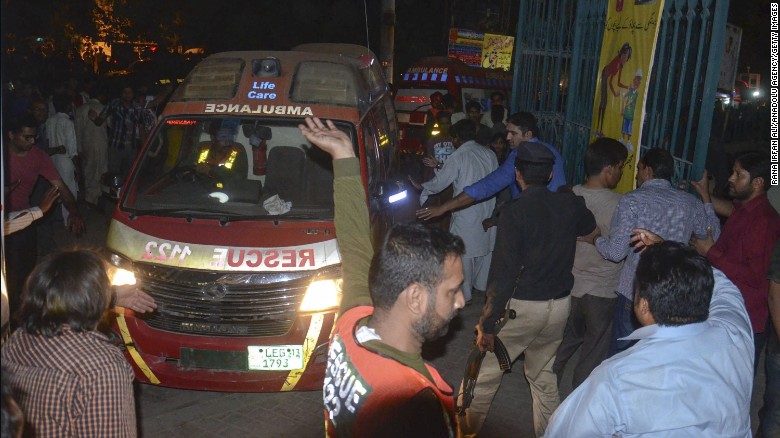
[545,237,753,437]
[416,112,566,222]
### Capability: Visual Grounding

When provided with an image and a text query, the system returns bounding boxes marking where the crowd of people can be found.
[1,74,165,436]
[2,75,169,316]
[1,78,777,436]
[312,102,777,438]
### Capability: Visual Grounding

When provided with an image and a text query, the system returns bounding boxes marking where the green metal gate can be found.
[510,0,730,187]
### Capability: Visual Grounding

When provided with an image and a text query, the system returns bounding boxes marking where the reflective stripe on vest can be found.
[197,145,239,169]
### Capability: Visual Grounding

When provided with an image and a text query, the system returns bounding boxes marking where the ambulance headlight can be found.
[106,253,137,286]
[110,268,137,286]
[299,278,342,313]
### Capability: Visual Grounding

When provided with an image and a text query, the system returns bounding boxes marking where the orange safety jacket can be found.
[323,305,457,437]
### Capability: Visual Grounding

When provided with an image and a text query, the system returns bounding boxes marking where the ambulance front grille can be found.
[133,263,318,337]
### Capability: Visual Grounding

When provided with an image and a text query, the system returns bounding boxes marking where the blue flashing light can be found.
[421,73,428,81]
[441,74,448,82]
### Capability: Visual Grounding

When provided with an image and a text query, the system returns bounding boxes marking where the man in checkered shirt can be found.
[2,249,137,437]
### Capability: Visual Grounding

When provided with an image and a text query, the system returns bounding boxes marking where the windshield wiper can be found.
[126,207,240,219]
[218,213,332,223]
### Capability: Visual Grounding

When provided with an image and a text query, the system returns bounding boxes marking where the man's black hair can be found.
[490,91,504,101]
[465,101,482,113]
[19,249,112,337]
[6,114,38,134]
[450,119,477,142]
[506,112,538,137]
[735,151,771,192]
[52,93,72,114]
[584,137,628,177]
[634,241,713,326]
[640,147,674,181]
[368,224,465,311]
[514,161,553,186]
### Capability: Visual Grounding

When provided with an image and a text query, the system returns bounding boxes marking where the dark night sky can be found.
[728,0,771,82]
[0,0,770,87]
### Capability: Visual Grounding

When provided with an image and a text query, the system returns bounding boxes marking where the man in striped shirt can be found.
[582,148,720,356]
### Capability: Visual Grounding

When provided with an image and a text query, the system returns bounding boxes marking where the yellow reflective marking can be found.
[223,149,238,169]
[116,308,161,384]
[197,147,210,164]
[281,313,324,391]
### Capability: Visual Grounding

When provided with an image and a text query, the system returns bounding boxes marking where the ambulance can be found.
[393,56,512,154]
[104,45,402,392]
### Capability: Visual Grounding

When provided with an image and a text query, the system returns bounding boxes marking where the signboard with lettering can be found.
[718,24,742,92]
[590,0,665,193]
[107,221,340,272]
[481,33,514,71]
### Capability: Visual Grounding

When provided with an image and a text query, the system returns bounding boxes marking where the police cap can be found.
[516,141,555,164]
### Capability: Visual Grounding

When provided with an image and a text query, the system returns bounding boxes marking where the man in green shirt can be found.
[299,117,466,437]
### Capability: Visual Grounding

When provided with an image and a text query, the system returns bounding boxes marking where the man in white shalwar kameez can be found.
[75,88,109,205]
[419,119,499,303]
[46,93,79,225]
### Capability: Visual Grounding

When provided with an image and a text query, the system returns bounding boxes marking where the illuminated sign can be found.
[166,119,198,126]
[395,95,429,103]
[204,104,314,116]
[248,81,278,100]
[406,67,449,74]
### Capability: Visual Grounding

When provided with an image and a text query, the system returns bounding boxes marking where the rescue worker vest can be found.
[197,144,240,169]
[324,305,457,437]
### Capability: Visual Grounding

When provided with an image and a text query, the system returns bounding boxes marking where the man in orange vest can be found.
[195,127,248,181]
[299,117,465,437]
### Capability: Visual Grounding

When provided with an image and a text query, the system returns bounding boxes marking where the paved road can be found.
[52,200,766,437]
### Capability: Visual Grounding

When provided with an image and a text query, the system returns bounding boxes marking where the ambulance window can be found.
[291,62,365,107]
[121,116,359,220]
[171,58,245,101]
[374,107,396,176]
[362,123,381,190]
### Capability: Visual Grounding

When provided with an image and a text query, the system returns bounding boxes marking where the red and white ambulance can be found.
[104,45,402,392]
[393,56,512,154]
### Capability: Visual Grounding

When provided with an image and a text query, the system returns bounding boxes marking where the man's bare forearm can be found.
[442,192,475,213]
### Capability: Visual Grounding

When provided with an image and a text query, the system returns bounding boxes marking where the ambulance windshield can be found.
[122,116,355,220]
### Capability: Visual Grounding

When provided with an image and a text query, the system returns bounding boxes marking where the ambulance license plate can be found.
[247,345,303,370]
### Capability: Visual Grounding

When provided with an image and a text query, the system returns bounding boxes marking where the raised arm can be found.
[691,170,734,217]
[299,117,373,312]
